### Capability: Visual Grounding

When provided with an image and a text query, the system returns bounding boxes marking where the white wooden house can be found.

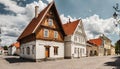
[63,19,87,58]
[17,1,65,61]
[8,42,20,55]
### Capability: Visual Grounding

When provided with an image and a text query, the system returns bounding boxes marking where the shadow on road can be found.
[104,56,120,69]
[4,56,34,63]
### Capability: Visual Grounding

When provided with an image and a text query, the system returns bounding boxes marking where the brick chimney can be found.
[35,6,39,18]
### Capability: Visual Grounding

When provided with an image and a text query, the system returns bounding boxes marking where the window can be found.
[48,18,53,26]
[79,37,81,42]
[74,36,77,41]
[74,48,76,54]
[54,47,58,55]
[26,47,30,55]
[83,49,84,54]
[44,29,49,37]
[32,45,35,54]
[54,31,58,38]
[82,38,85,44]
[22,48,24,54]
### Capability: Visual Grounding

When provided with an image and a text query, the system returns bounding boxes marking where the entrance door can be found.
[45,47,50,58]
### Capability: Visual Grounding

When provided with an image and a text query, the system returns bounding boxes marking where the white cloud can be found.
[0,0,118,46]
[60,14,119,42]
[60,14,77,24]
[46,0,53,3]
[82,14,119,39]
[0,0,47,46]
[0,0,25,14]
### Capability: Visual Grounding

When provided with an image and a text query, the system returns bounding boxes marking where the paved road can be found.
[0,55,120,69]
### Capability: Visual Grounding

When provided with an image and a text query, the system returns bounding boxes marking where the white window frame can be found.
[54,46,58,55]
[54,31,58,38]
[74,48,76,54]
[44,29,49,37]
[26,47,30,55]
[74,36,77,41]
[32,45,35,54]
[22,47,24,54]
[48,18,53,26]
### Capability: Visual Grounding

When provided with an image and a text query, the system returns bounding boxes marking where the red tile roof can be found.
[11,42,20,48]
[17,2,54,40]
[88,38,102,46]
[18,1,65,40]
[62,19,80,35]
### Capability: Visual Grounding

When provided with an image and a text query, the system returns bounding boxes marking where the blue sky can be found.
[0,0,120,45]
[55,0,120,19]
[1,0,120,18]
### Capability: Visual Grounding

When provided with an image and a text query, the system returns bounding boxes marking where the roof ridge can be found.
[62,19,80,35]
[63,19,80,25]
[17,2,54,40]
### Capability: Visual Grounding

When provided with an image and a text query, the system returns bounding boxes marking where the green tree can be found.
[3,46,8,50]
[115,40,120,54]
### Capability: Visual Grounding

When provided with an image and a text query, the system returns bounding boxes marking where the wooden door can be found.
[45,47,49,58]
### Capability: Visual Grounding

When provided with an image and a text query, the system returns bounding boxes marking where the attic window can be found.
[48,18,53,26]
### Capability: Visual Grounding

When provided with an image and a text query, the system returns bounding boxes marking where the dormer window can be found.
[48,18,53,26]
[44,29,49,37]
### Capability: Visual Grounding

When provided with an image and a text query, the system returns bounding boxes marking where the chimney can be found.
[35,6,39,18]
[68,18,71,23]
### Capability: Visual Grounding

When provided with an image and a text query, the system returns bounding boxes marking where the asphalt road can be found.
[0,55,120,69]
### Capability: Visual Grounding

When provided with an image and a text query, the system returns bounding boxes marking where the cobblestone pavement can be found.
[0,55,120,69]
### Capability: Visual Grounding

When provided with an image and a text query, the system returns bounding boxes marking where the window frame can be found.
[54,46,58,55]
[22,48,24,54]
[44,29,49,37]
[74,36,77,41]
[48,18,53,26]
[54,31,58,38]
[74,48,76,54]
[26,47,30,55]
[32,45,35,54]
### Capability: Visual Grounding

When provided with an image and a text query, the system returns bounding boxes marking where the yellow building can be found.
[99,34,112,56]
[110,45,115,55]
[86,41,98,57]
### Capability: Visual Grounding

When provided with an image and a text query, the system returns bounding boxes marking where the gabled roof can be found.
[100,34,112,42]
[62,19,80,35]
[88,38,102,46]
[18,1,65,40]
[11,42,20,48]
